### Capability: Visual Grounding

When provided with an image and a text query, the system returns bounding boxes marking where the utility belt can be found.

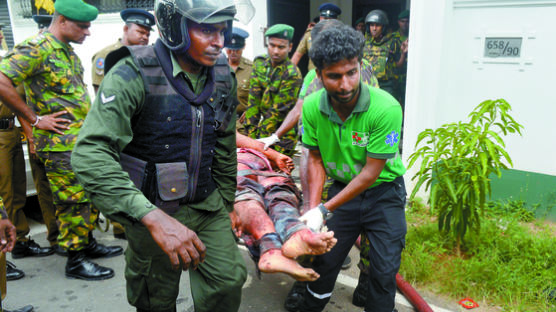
[120,153,190,215]
[0,117,15,130]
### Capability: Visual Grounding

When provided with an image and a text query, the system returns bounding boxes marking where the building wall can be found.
[405,0,556,218]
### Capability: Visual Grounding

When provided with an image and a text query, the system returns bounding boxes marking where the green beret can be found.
[398,10,409,20]
[355,17,365,25]
[55,0,98,22]
[265,24,294,41]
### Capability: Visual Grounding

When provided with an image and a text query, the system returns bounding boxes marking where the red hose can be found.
[396,273,434,312]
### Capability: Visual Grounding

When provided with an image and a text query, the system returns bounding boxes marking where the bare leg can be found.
[258,249,320,282]
[282,228,337,259]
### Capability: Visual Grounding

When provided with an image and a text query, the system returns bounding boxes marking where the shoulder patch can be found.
[96,57,105,70]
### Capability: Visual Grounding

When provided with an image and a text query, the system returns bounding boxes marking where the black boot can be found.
[84,238,123,259]
[284,281,307,312]
[65,250,115,281]
[6,261,25,281]
[352,271,369,307]
[12,239,54,259]
[4,305,34,312]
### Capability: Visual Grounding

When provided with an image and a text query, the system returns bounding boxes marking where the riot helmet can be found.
[155,0,253,52]
[365,9,389,26]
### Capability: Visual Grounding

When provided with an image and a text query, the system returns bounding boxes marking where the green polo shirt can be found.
[302,84,405,187]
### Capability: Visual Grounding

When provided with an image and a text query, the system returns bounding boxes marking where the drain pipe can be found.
[396,273,434,312]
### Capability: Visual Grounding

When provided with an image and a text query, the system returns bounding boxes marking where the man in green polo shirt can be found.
[287,23,407,312]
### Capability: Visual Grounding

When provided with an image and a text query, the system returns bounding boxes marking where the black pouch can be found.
[153,162,188,215]
[120,153,148,190]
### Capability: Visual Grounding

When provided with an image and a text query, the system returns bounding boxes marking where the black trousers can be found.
[299,177,407,312]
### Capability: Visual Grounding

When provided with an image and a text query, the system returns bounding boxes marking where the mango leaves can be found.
[407,99,523,252]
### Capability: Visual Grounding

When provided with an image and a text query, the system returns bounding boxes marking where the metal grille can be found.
[17,0,154,18]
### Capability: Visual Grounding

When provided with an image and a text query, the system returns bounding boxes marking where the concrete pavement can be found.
[2,218,460,312]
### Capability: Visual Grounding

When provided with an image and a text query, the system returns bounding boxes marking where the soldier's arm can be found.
[291,32,309,66]
[72,57,152,225]
[276,68,303,116]
[0,44,70,133]
[243,61,263,135]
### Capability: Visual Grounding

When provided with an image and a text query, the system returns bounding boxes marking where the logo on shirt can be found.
[385,131,399,147]
[351,131,369,147]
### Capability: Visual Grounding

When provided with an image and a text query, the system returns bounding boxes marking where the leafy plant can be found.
[407,99,523,253]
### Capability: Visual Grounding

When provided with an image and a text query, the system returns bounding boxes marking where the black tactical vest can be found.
[105,40,236,207]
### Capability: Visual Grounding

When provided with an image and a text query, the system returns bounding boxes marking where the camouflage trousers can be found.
[37,151,98,251]
[235,149,304,255]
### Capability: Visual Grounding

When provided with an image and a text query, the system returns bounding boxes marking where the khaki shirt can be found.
[294,29,315,71]
[91,39,123,87]
[234,57,253,114]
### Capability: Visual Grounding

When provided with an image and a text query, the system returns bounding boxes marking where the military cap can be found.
[120,8,155,30]
[54,0,98,22]
[319,3,341,19]
[265,24,294,41]
[32,15,53,29]
[355,17,365,25]
[225,27,249,50]
[398,10,410,20]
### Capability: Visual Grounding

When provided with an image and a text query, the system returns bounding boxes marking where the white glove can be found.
[256,133,280,150]
[299,203,330,232]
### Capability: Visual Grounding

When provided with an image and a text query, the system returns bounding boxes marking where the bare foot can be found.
[282,229,337,259]
[258,249,320,282]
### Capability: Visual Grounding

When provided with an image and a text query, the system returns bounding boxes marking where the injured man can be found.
[231,134,337,281]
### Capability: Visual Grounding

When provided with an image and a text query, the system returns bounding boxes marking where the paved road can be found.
[4,218,461,312]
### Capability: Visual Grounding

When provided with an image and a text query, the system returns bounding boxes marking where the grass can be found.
[399,198,556,311]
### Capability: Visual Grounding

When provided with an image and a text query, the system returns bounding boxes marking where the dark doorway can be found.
[266,0,310,76]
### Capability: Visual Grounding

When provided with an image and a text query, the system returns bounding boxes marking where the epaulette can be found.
[242,57,253,66]
[28,33,47,46]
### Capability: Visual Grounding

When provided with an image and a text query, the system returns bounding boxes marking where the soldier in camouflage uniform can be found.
[362,9,406,96]
[91,8,154,94]
[244,24,302,157]
[391,10,409,109]
[0,0,121,281]
[0,196,34,312]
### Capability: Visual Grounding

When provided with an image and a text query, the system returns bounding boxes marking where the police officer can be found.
[291,3,342,71]
[0,197,34,312]
[91,8,154,94]
[244,24,302,157]
[0,0,123,281]
[224,27,252,130]
[0,21,55,264]
[362,9,405,96]
[72,0,251,310]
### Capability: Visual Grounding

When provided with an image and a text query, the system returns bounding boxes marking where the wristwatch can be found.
[318,203,332,220]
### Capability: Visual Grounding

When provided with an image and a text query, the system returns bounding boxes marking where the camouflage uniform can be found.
[0,31,97,251]
[362,33,401,95]
[391,30,407,107]
[294,28,315,71]
[91,39,123,89]
[244,55,302,157]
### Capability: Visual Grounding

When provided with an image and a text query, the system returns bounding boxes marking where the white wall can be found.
[404,0,556,195]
